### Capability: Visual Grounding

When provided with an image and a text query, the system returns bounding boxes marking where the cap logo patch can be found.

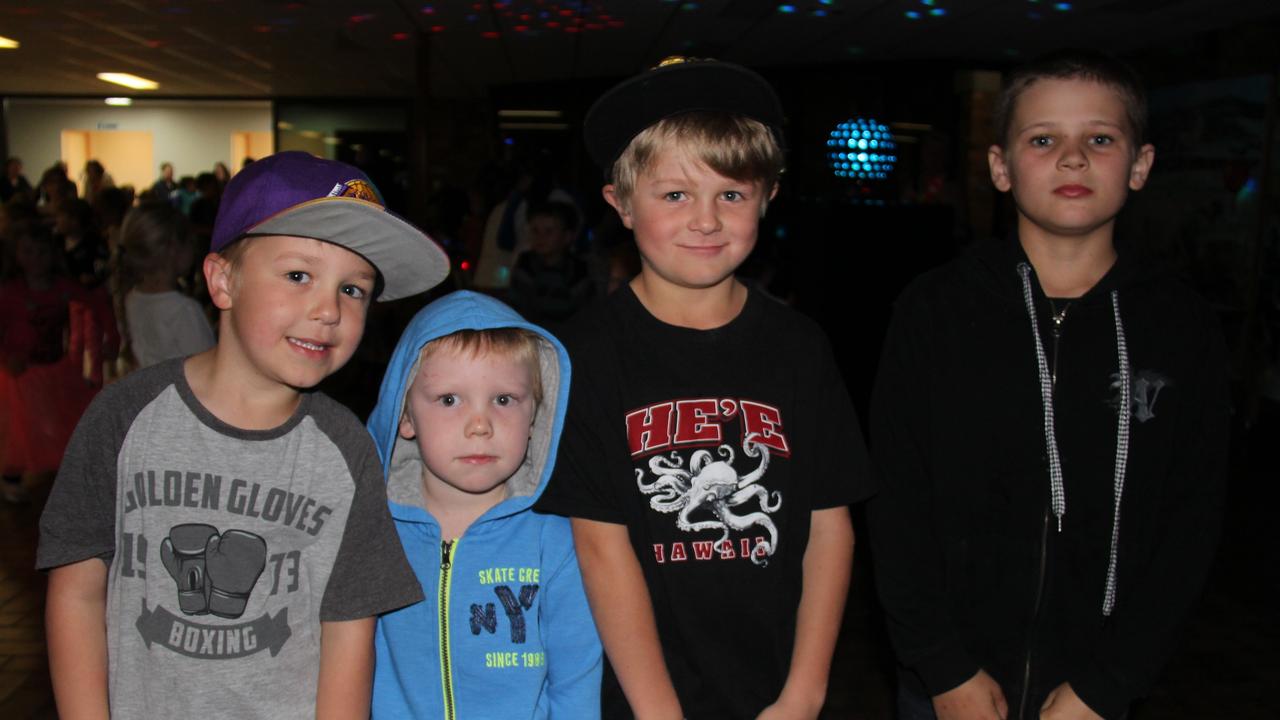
[327,179,381,205]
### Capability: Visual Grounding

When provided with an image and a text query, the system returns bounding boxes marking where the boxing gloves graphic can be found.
[205,530,268,619]
[160,524,220,615]
[160,524,268,619]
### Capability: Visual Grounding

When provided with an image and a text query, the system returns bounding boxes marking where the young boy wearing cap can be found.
[536,58,875,719]
[38,151,449,719]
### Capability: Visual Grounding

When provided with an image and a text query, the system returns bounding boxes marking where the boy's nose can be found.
[311,291,341,325]
[688,199,722,234]
[1057,140,1088,170]
[465,412,493,437]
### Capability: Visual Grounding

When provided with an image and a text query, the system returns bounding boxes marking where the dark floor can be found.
[2,424,1276,719]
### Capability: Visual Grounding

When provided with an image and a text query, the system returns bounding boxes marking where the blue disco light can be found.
[827,119,896,180]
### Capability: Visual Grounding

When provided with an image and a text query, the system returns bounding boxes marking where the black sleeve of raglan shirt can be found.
[37,368,172,570]
[314,398,424,621]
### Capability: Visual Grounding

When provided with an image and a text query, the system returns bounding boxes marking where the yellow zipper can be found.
[439,539,458,720]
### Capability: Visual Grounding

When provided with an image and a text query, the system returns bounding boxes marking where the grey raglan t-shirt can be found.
[37,359,423,720]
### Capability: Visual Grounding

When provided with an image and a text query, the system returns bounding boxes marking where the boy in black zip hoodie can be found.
[867,50,1229,720]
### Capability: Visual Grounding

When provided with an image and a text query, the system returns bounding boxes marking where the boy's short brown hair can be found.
[419,328,544,405]
[609,110,785,209]
[994,48,1148,149]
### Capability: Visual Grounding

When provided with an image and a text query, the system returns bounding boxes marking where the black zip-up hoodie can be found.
[867,236,1229,719]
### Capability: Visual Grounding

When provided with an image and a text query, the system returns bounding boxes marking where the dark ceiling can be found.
[0,0,1278,99]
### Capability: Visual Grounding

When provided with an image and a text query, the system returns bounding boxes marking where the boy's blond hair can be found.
[419,328,544,405]
[609,110,784,210]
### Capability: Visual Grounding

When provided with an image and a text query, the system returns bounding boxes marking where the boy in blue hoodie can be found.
[366,290,602,719]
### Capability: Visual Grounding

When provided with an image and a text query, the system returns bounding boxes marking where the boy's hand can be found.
[756,691,823,720]
[1039,683,1103,720]
[933,670,1009,720]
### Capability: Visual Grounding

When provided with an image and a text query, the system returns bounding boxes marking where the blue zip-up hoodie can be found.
[367,291,601,720]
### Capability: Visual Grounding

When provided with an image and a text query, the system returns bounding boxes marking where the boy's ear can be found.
[602,184,634,230]
[204,253,236,311]
[398,411,417,441]
[987,145,1012,192]
[1128,144,1156,191]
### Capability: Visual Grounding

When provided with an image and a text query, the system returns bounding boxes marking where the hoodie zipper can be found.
[439,539,458,720]
[1018,301,1067,719]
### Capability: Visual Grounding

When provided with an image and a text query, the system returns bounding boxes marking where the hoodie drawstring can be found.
[1017,263,1131,616]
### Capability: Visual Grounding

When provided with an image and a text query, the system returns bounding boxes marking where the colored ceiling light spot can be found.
[559,9,573,15]
[0,36,19,49]
[481,30,501,38]
[514,24,529,31]
[777,4,796,12]
[904,10,921,19]
[348,14,375,23]
[546,21,560,27]
[1054,2,1072,9]
[431,24,446,32]
[563,26,581,33]
[922,0,936,5]
[421,5,435,14]
[392,32,410,40]
[929,7,946,15]
[812,9,827,16]
[819,0,833,4]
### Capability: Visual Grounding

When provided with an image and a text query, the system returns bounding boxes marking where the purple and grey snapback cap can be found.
[211,151,449,301]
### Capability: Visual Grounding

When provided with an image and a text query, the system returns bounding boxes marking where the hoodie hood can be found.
[967,233,1166,310]
[366,290,570,525]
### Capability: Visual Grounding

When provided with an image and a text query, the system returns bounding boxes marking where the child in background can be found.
[366,290,601,719]
[536,57,875,719]
[508,200,594,329]
[38,151,449,719]
[867,50,1229,720]
[0,221,97,503]
[114,202,215,370]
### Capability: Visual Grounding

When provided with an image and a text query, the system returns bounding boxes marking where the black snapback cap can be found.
[583,56,786,171]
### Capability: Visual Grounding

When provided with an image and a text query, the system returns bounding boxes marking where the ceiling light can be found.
[104,97,133,106]
[0,36,19,49]
[97,72,159,90]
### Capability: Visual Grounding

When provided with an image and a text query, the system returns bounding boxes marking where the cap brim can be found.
[249,197,449,302]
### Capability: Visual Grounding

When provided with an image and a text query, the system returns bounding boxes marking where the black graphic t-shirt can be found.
[537,286,874,719]
[37,359,422,720]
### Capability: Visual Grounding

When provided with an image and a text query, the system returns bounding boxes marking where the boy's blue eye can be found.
[1090,135,1114,146]
[437,394,458,407]
[1029,136,1053,148]
[663,191,685,201]
[722,190,743,201]
[342,284,368,300]
[495,394,517,407]
[286,270,310,283]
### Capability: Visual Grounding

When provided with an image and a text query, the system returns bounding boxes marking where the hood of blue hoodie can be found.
[366,290,570,526]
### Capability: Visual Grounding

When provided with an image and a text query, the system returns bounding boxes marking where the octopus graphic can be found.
[636,434,782,565]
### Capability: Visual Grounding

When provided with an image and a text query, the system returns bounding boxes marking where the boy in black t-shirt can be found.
[536,57,875,719]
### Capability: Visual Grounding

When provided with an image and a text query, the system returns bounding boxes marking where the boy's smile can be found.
[605,146,773,297]
[988,77,1154,245]
[400,346,536,503]
[211,234,375,393]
